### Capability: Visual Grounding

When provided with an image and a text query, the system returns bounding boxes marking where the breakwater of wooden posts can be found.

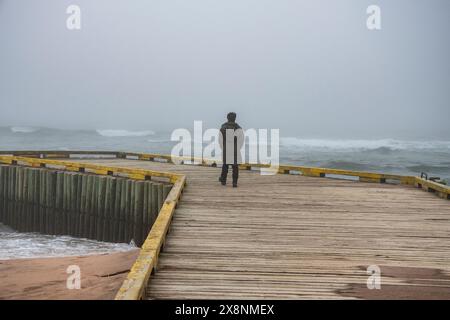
[0,164,172,246]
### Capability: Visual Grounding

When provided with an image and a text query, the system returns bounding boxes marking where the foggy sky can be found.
[1,0,449,139]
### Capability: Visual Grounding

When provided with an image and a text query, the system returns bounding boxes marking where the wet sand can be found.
[0,249,139,300]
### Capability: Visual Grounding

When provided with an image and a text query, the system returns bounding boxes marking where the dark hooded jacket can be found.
[219,121,244,165]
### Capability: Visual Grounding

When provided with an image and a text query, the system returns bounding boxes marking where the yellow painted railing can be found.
[0,155,181,183]
[114,176,185,300]
[414,177,450,200]
[1,150,448,197]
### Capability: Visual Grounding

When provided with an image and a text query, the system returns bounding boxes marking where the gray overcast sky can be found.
[0,0,449,138]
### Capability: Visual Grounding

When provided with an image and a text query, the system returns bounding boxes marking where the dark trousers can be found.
[221,164,239,184]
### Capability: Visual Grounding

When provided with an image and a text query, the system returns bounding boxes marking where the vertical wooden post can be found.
[60,172,67,235]
[18,167,24,231]
[151,182,158,223]
[128,181,135,243]
[142,182,150,243]
[32,168,40,232]
[119,179,128,243]
[85,175,93,239]
[39,169,46,233]
[24,168,32,232]
[47,171,57,235]
[90,175,98,240]
[103,177,114,242]
[55,172,64,235]
[73,173,81,237]
[113,178,123,243]
[133,181,144,246]
[11,166,17,230]
[157,183,164,212]
[79,174,88,238]
[96,176,106,241]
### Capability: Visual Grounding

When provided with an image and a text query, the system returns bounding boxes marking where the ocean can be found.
[0,223,136,260]
[1,126,449,182]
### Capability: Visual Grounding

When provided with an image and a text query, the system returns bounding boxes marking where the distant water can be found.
[1,126,449,181]
[0,223,136,260]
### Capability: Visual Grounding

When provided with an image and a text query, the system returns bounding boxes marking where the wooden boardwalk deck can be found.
[76,159,450,299]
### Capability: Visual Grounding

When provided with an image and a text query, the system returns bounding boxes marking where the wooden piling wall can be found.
[0,164,171,247]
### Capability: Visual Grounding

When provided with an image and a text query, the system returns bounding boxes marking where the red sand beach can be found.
[0,249,139,300]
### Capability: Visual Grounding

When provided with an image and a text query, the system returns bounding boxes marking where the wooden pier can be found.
[0,151,449,299]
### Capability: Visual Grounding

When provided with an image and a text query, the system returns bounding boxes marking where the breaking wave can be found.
[96,129,155,137]
[406,165,450,174]
[0,223,136,260]
[320,161,376,171]
[280,138,450,151]
[10,126,39,134]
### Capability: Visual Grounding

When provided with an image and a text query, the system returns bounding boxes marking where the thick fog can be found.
[0,0,449,139]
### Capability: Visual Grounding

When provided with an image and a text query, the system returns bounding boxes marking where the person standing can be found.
[219,112,244,187]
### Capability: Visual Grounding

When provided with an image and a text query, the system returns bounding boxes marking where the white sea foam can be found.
[280,138,450,151]
[147,138,172,143]
[10,126,38,133]
[96,129,155,137]
[0,223,136,260]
